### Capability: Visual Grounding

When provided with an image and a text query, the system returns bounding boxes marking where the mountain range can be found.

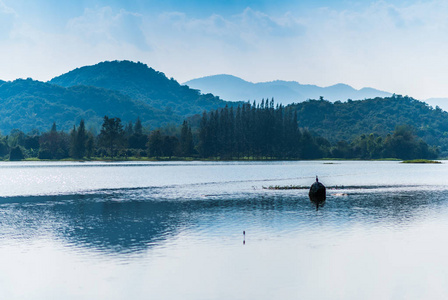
[49,61,232,117]
[1,60,448,155]
[184,74,448,112]
[184,74,393,104]
[0,61,234,134]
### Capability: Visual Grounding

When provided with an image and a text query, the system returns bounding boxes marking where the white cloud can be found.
[142,0,448,99]
[152,8,304,48]
[67,7,150,51]
[2,1,448,99]
[138,8,307,83]
[0,0,15,15]
[238,8,304,38]
[289,0,448,98]
[0,7,150,82]
[0,0,16,40]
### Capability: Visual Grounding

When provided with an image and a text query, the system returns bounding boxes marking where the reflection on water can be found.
[1,187,447,254]
[1,161,448,299]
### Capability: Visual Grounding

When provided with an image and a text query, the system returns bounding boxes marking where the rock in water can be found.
[309,176,326,209]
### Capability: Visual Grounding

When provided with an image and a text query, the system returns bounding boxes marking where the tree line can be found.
[197,99,326,159]
[1,100,439,161]
[196,100,438,160]
[4,116,195,161]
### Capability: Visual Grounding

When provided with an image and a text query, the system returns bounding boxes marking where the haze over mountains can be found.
[184,74,393,104]
[185,74,448,111]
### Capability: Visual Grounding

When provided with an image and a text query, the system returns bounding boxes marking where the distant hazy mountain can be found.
[50,61,234,118]
[184,74,392,104]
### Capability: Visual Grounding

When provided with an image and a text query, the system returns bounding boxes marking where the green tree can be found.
[9,146,24,161]
[124,121,134,138]
[134,117,143,135]
[70,119,87,159]
[162,136,178,159]
[85,132,95,159]
[98,116,125,158]
[179,120,194,157]
[0,135,10,158]
[148,130,163,158]
[8,129,25,148]
[39,122,70,159]
[24,129,40,156]
[129,117,148,149]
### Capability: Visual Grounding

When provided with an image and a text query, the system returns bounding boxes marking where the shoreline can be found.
[3,157,441,163]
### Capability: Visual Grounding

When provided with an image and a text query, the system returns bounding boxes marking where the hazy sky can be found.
[1,0,447,99]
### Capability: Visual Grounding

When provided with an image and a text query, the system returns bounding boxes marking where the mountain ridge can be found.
[50,60,235,118]
[425,98,448,111]
[184,74,393,104]
[0,61,241,133]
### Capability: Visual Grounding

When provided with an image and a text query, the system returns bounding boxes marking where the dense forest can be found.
[0,78,173,132]
[292,95,448,155]
[195,100,438,160]
[0,100,438,161]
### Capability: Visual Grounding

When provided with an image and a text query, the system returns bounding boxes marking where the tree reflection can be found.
[0,188,445,255]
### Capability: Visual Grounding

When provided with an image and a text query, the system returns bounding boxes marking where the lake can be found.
[1,160,448,299]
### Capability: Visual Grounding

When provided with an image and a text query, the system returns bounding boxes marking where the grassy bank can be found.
[401,159,441,164]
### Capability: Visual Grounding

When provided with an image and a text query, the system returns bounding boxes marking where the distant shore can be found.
[4,157,442,163]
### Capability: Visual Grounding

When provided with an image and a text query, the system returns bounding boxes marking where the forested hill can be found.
[0,61,241,133]
[291,95,448,153]
[50,60,235,117]
[0,79,176,133]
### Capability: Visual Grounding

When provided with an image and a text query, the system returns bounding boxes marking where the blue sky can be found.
[0,0,447,99]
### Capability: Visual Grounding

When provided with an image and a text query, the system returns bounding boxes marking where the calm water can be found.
[1,161,448,299]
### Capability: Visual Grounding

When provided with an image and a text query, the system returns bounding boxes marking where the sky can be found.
[0,0,447,99]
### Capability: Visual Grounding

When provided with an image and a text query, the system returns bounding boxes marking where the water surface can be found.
[1,161,448,299]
